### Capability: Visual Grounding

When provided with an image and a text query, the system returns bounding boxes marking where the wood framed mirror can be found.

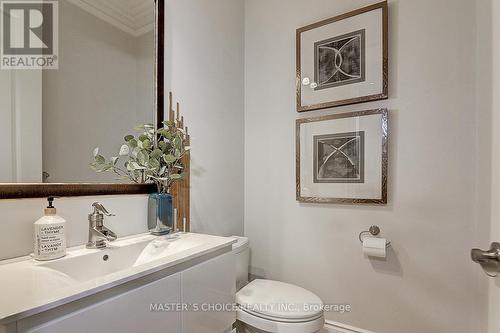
[0,0,165,199]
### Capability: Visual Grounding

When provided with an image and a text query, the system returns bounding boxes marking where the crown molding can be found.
[66,0,153,37]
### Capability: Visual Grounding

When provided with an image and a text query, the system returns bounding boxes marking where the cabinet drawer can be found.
[18,273,182,333]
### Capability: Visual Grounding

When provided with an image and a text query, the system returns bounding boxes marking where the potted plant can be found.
[91,120,190,235]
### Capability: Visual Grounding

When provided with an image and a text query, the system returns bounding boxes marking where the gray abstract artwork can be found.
[313,132,365,183]
[314,29,366,90]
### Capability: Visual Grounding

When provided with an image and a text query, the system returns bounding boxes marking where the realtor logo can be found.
[1,0,58,69]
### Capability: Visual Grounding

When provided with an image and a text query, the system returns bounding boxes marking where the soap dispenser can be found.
[34,197,67,261]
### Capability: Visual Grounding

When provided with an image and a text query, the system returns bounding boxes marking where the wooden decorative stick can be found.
[165,92,191,232]
[168,92,173,122]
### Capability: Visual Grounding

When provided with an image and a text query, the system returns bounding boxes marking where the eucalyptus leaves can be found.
[91,121,190,193]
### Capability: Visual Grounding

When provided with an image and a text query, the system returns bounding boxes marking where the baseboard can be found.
[324,320,376,333]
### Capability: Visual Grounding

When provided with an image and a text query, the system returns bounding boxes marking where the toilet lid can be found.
[236,279,324,321]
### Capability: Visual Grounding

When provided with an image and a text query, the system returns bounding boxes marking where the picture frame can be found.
[296,109,388,204]
[296,2,388,112]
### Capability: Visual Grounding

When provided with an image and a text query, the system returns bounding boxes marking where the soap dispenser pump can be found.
[34,197,67,261]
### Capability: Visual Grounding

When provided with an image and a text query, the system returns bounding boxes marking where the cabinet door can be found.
[18,273,181,333]
[0,322,17,333]
[181,252,236,333]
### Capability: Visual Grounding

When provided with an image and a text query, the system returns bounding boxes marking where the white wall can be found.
[0,195,149,261]
[165,0,245,237]
[244,0,484,332]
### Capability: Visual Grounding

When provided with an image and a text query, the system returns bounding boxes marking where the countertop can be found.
[0,232,236,324]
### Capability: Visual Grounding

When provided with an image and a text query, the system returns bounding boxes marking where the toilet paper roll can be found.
[362,237,387,258]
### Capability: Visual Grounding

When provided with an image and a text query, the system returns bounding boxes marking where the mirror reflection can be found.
[0,0,155,184]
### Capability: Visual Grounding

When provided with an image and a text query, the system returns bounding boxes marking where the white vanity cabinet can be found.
[10,251,235,333]
[181,251,236,333]
[17,273,182,333]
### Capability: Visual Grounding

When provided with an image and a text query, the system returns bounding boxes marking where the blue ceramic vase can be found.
[148,193,173,235]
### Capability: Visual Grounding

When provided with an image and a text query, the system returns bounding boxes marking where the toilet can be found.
[232,237,325,333]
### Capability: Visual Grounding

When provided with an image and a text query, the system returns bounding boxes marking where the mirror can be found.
[0,0,162,197]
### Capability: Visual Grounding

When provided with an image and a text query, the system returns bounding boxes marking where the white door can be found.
[489,2,500,331]
[0,8,42,183]
[489,1,500,333]
[472,1,500,333]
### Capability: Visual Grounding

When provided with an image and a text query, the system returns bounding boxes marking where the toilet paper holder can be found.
[358,225,391,248]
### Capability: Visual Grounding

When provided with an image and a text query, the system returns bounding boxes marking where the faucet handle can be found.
[92,202,115,217]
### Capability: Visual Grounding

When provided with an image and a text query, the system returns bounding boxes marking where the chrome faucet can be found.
[86,202,117,249]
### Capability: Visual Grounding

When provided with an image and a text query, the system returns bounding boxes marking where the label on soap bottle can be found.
[34,222,66,260]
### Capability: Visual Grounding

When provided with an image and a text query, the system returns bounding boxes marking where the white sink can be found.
[39,235,199,282]
[0,232,236,323]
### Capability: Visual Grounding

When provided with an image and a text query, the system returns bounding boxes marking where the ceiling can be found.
[67,0,154,36]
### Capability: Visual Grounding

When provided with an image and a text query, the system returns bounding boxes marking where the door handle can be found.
[471,242,500,277]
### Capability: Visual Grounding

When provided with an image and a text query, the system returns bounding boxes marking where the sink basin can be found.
[0,232,236,324]
[38,235,199,282]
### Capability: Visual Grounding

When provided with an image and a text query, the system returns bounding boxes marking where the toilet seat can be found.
[239,307,324,323]
[237,307,324,333]
[236,279,324,320]
[236,279,324,333]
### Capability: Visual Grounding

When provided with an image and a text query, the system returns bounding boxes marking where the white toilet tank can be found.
[231,236,250,291]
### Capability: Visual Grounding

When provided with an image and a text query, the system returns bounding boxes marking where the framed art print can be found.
[296,2,388,112]
[296,109,388,204]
